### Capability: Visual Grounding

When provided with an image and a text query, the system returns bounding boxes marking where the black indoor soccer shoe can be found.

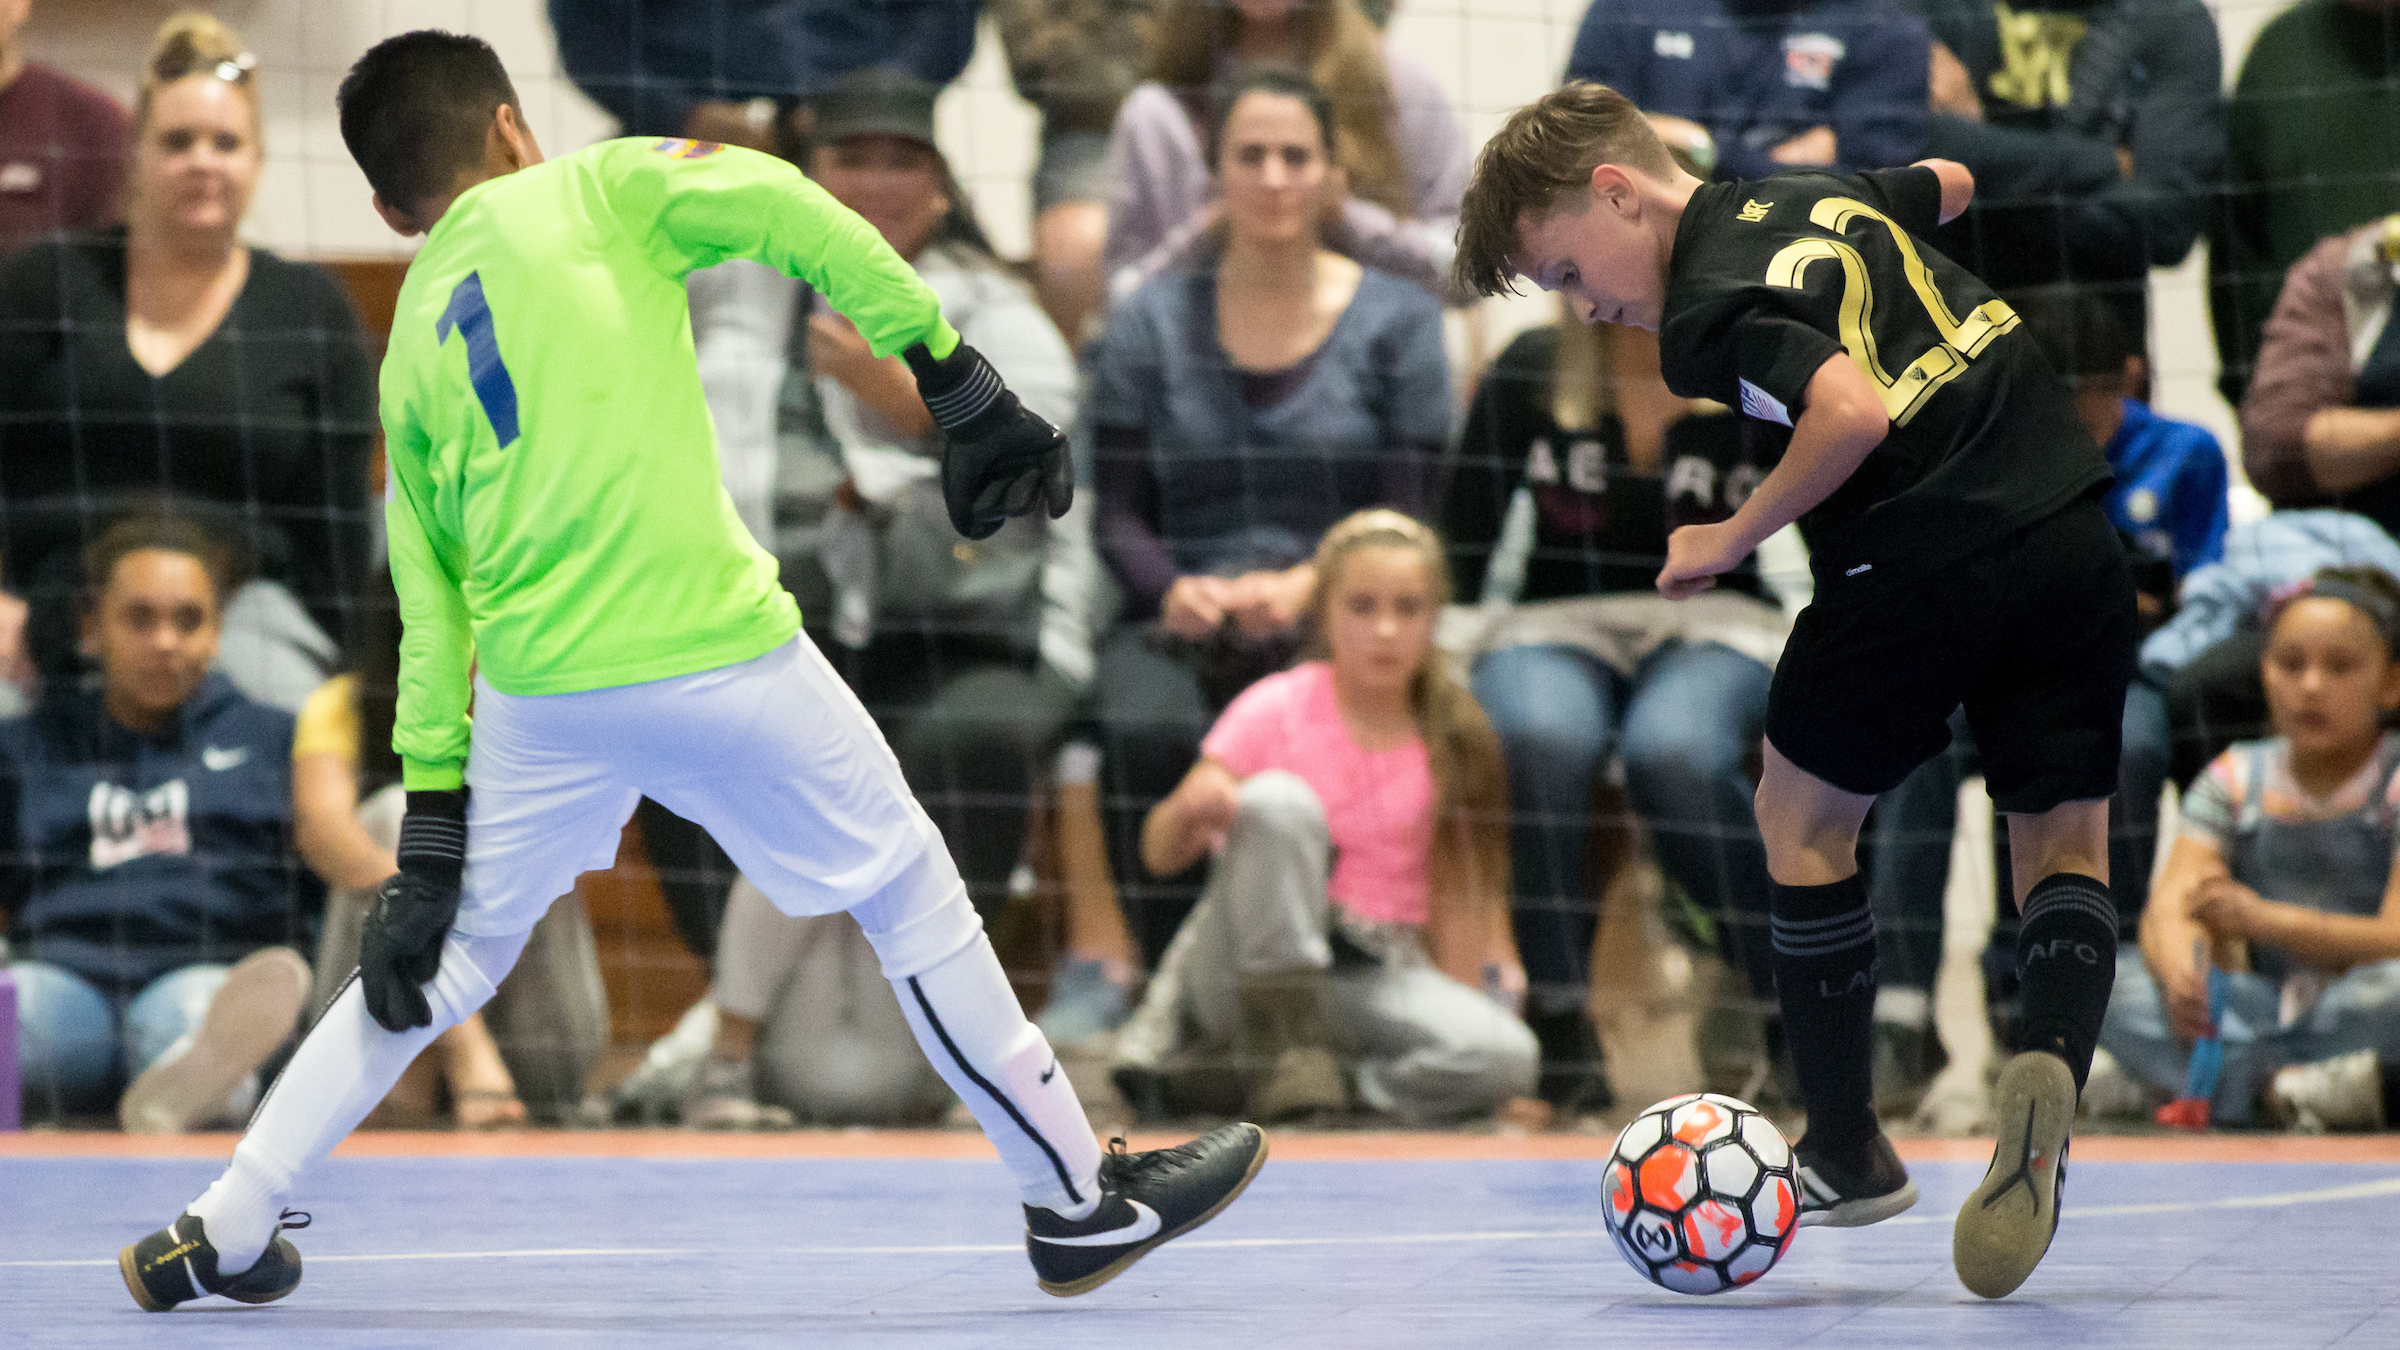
[1025,1123,1269,1296]
[1954,1050,2077,1299]
[1793,1129,1919,1228]
[118,1210,310,1312]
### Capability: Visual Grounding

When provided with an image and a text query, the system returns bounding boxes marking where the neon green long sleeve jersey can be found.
[380,136,960,789]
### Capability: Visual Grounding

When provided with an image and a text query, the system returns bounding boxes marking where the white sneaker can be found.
[680,1056,794,1131]
[2270,1050,2386,1133]
[120,948,309,1134]
[2079,1048,2149,1121]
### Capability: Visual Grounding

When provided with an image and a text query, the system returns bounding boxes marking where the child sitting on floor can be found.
[2106,567,2400,1129]
[1110,510,1537,1124]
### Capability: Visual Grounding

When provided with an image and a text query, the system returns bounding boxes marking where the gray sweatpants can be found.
[309,785,612,1115]
[712,877,953,1125]
[1114,771,1537,1123]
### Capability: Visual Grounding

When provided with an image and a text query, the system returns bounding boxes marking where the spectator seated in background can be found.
[291,568,609,1128]
[1084,65,1451,975]
[2142,512,2400,789]
[1442,303,1794,1116]
[541,0,997,988]
[1914,0,2222,346]
[2210,0,2400,405]
[546,0,981,148]
[632,67,1096,1129]
[0,0,129,251]
[0,13,376,714]
[654,880,956,1131]
[1564,0,1928,179]
[2102,568,2400,1132]
[1860,286,2227,1118]
[2018,286,2228,584]
[3,516,315,1131]
[1110,511,1537,1124]
[694,64,1097,930]
[627,62,1110,983]
[996,0,1163,346]
[1103,0,1466,301]
[2244,212,2400,543]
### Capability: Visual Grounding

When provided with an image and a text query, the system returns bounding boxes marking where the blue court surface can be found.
[4,1134,2396,1348]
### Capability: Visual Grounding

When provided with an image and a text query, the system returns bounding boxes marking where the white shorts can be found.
[451,634,942,940]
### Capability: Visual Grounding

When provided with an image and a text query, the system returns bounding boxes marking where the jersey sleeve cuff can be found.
[926,317,959,361]
[401,758,468,792]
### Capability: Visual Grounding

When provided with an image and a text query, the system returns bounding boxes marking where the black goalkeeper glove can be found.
[359,788,468,1033]
[903,339,1072,541]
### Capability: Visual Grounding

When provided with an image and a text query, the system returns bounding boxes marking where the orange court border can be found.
[6,1128,2398,1165]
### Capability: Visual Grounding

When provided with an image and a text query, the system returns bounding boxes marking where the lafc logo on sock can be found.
[2023,937,2101,965]
[1818,967,1876,997]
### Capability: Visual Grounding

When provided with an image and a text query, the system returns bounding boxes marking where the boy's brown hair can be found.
[1453,81,1677,299]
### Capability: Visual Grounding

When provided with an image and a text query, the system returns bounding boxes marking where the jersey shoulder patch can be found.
[649,137,724,160]
[1739,378,1793,427]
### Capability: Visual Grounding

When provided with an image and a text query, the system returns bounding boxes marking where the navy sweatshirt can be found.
[1,673,313,992]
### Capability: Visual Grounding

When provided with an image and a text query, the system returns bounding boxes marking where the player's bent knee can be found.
[851,847,982,981]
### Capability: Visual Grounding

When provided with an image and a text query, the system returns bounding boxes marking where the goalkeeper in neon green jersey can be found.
[118,31,1264,1315]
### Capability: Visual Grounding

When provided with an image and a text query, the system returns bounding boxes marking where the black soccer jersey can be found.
[1656,166,2111,590]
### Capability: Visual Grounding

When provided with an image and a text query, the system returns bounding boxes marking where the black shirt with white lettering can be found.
[1446,324,1772,604]
[1657,166,2110,591]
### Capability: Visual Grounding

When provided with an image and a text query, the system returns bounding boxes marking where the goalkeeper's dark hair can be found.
[337,30,520,217]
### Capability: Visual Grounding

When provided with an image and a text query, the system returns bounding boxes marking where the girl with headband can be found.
[2104,566,2400,1131]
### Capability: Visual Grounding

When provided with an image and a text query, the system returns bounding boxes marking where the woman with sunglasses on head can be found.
[0,12,376,714]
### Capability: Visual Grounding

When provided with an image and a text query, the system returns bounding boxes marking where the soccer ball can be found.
[1602,1093,1799,1294]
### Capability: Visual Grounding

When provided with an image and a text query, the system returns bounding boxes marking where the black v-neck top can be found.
[0,229,377,642]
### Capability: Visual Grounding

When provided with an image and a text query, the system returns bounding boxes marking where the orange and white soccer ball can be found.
[1602,1093,1799,1294]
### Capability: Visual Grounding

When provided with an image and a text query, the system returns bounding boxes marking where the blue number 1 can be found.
[436,272,521,447]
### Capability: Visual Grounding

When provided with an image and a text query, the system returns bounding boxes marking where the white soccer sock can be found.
[891,934,1103,1218]
[188,929,524,1272]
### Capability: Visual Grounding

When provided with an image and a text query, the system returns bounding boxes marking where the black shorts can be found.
[1765,497,2138,814]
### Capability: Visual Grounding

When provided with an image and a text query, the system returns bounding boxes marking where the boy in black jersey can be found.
[1455,83,2137,1300]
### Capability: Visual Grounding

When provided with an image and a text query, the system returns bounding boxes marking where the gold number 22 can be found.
[1763,198,2019,426]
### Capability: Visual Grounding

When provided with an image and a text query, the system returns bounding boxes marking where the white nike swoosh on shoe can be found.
[1028,1200,1161,1247]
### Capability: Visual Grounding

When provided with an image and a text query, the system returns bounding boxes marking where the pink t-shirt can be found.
[1200,662,1435,926]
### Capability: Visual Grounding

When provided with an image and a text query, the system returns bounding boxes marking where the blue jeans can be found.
[1865,681,2167,996]
[1471,641,1774,1012]
[10,960,230,1121]
[2102,955,2400,1126]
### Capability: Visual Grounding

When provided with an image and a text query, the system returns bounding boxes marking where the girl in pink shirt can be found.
[1111,511,1536,1124]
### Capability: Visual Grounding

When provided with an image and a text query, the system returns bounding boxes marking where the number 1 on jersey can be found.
[437,272,522,447]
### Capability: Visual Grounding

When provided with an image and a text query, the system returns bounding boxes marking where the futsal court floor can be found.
[4,1129,2394,1348]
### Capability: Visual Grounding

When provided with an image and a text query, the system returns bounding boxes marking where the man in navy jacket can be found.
[548,0,983,148]
[1566,0,1930,180]
[2,518,315,1130]
[1911,0,2224,342]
